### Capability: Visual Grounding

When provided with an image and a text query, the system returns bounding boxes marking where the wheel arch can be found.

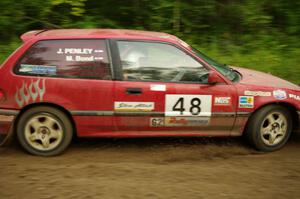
[14,102,77,137]
[244,102,299,134]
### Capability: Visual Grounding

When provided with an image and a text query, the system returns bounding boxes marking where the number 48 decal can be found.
[173,97,202,115]
[165,95,212,117]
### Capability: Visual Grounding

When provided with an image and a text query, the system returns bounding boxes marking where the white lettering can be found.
[289,94,300,101]
[245,90,271,97]
[64,48,93,55]
[66,56,74,61]
[94,49,104,53]
[57,48,63,54]
[215,97,231,105]
[75,56,94,62]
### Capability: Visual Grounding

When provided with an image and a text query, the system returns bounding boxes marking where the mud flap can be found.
[0,116,15,147]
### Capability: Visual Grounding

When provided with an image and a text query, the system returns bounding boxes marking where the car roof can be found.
[20,29,190,48]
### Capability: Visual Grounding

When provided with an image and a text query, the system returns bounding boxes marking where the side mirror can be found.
[208,71,224,85]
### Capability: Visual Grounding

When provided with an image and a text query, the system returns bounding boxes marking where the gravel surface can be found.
[1,134,300,199]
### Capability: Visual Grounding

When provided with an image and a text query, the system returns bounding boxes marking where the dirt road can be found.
[1,133,300,199]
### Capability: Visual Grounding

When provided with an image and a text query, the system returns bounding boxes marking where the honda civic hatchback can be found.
[0,29,299,156]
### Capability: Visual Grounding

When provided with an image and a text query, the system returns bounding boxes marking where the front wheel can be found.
[245,105,292,152]
[16,106,73,156]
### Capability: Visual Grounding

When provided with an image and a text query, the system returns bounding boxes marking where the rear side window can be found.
[15,40,111,80]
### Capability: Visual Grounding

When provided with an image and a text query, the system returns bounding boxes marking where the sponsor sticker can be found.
[150,84,166,92]
[239,96,254,108]
[20,64,57,75]
[115,102,154,112]
[273,90,287,100]
[214,97,231,106]
[165,117,210,127]
[150,117,210,127]
[244,90,271,97]
[150,118,164,127]
[289,94,300,101]
[165,95,212,117]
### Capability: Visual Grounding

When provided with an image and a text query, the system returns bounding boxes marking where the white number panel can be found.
[165,94,212,117]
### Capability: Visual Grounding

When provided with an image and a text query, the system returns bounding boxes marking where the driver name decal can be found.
[57,47,104,62]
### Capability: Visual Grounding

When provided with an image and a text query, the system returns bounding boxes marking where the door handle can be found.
[126,88,142,95]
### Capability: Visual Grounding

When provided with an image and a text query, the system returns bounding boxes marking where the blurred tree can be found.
[51,0,87,17]
[0,0,299,82]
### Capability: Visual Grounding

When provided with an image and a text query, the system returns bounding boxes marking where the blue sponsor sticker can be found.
[239,96,254,108]
[20,64,57,75]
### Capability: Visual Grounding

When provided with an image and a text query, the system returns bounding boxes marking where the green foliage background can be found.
[0,0,299,83]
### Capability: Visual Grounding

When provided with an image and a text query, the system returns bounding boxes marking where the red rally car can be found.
[0,29,299,156]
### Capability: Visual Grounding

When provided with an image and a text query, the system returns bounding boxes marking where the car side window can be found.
[117,41,209,83]
[15,40,111,80]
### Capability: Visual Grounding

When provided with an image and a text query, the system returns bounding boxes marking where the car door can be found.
[113,40,237,136]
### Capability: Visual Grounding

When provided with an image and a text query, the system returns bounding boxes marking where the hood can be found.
[234,67,300,91]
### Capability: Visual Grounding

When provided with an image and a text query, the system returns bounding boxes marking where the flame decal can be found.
[15,79,46,107]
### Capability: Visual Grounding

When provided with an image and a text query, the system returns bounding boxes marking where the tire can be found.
[16,106,73,156]
[245,105,292,152]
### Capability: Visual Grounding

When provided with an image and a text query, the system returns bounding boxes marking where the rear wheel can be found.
[16,106,73,156]
[245,105,292,152]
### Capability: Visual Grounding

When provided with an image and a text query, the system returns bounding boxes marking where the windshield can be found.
[192,47,239,82]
